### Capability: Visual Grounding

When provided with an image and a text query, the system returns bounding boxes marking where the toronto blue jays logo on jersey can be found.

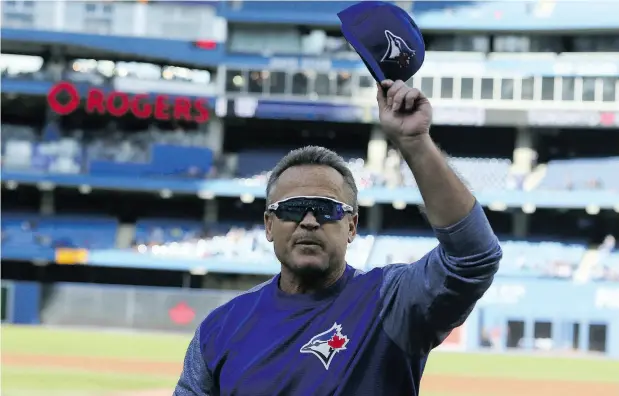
[380,30,416,68]
[300,323,350,370]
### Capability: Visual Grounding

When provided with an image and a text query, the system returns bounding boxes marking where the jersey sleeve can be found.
[379,201,502,356]
[174,326,214,395]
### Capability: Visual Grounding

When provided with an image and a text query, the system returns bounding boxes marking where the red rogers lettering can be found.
[47,81,210,123]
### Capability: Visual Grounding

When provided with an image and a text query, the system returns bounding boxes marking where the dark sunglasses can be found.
[267,196,354,224]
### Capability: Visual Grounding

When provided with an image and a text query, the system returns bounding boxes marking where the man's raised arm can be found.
[377,80,502,355]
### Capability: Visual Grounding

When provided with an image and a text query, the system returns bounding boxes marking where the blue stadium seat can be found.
[497,240,585,278]
[1,213,118,251]
[401,157,513,191]
[236,150,285,178]
[366,233,585,279]
[537,157,619,191]
[133,218,274,264]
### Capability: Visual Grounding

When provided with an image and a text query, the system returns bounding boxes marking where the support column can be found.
[204,116,224,157]
[40,190,55,215]
[366,205,383,233]
[513,127,537,173]
[367,126,387,174]
[512,212,529,238]
[202,199,218,224]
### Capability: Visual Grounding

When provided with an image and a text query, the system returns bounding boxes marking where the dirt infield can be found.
[3,353,619,396]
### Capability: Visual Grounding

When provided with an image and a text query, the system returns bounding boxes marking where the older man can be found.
[174,80,502,396]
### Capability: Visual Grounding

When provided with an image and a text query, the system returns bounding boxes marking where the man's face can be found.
[264,165,358,277]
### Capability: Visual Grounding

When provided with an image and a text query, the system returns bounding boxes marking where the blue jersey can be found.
[175,202,502,396]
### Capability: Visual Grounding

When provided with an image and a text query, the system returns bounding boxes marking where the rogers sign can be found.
[47,81,210,123]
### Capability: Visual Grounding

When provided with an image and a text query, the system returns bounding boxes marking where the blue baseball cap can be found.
[338,1,425,83]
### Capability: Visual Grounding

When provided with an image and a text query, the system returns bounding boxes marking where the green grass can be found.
[2,325,619,395]
[2,325,190,361]
[1,366,175,395]
[2,325,188,395]
[425,352,619,383]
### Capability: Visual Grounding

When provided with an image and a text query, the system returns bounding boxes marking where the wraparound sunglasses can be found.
[266,196,354,224]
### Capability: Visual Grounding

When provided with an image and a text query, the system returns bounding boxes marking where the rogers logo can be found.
[168,301,196,325]
[47,81,210,123]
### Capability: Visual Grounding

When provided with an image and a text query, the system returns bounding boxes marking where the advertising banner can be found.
[47,81,210,123]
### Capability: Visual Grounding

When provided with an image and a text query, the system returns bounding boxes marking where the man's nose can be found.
[299,210,320,230]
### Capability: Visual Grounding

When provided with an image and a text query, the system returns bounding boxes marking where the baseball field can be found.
[2,325,618,396]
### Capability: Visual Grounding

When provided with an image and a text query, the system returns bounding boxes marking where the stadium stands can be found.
[537,158,619,192]
[592,251,619,282]
[2,123,517,191]
[0,211,594,280]
[1,213,118,253]
[133,219,273,263]
[498,239,586,278]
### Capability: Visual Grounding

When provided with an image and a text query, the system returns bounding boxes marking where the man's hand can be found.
[376,80,432,147]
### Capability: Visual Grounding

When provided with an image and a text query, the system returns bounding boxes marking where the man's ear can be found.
[264,211,274,242]
[348,213,358,243]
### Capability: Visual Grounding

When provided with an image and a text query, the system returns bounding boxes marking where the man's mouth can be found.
[296,239,321,247]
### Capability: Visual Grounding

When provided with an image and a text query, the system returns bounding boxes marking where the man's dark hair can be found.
[266,146,359,213]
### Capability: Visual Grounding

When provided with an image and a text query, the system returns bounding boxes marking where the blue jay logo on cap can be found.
[380,30,416,69]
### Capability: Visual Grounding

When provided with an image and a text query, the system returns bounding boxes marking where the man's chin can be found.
[286,255,330,277]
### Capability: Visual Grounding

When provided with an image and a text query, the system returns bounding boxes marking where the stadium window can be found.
[460,78,474,99]
[572,323,581,350]
[601,77,616,102]
[84,2,112,15]
[500,78,515,100]
[83,1,113,35]
[541,77,555,101]
[225,69,245,92]
[561,77,575,101]
[481,78,493,100]
[2,0,35,28]
[358,75,374,89]
[530,36,562,53]
[440,77,454,99]
[581,77,596,102]
[574,34,619,52]
[470,35,490,52]
[292,72,309,96]
[248,70,267,94]
[314,72,332,96]
[268,71,287,95]
[4,0,33,10]
[506,320,525,349]
[533,321,552,350]
[521,77,535,100]
[420,77,433,99]
[588,324,607,353]
[336,72,352,97]
[493,35,530,53]
[0,284,7,322]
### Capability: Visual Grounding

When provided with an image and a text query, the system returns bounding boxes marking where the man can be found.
[174,80,502,395]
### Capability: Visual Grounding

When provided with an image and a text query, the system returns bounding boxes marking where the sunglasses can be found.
[266,196,354,224]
